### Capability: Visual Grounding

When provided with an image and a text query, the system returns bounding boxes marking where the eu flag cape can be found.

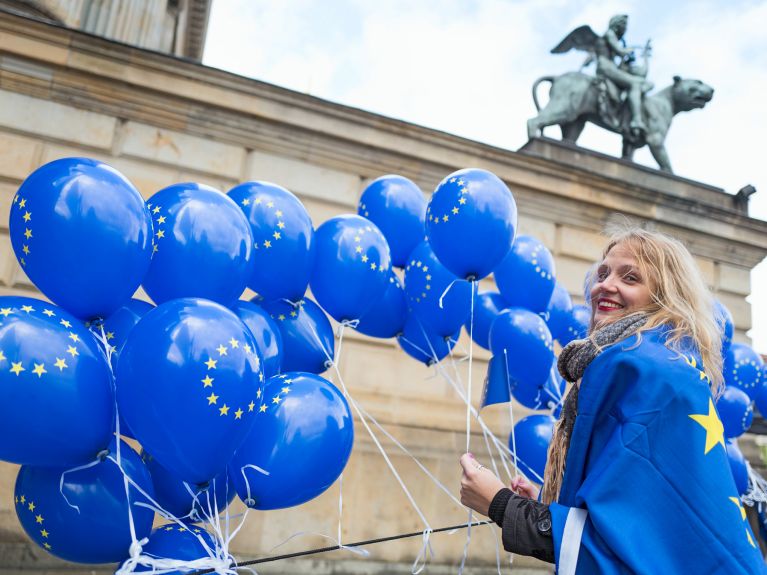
[549,327,766,574]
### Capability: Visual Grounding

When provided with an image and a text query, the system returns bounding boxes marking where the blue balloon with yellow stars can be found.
[8,157,153,320]
[558,303,591,346]
[228,181,314,302]
[355,271,408,338]
[489,307,555,392]
[229,372,354,510]
[509,414,555,483]
[116,298,263,485]
[724,343,764,400]
[100,298,155,361]
[425,168,517,281]
[142,451,235,523]
[260,297,334,374]
[494,235,556,313]
[465,291,507,350]
[358,175,426,268]
[405,240,471,337]
[545,282,573,343]
[231,300,283,379]
[127,524,218,574]
[143,183,254,306]
[397,313,460,366]
[310,215,392,323]
[715,300,734,356]
[14,439,155,564]
[0,296,114,467]
[717,386,754,439]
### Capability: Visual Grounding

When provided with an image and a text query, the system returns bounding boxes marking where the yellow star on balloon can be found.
[689,398,725,455]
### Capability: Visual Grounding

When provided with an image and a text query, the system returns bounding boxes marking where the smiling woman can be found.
[460,227,767,573]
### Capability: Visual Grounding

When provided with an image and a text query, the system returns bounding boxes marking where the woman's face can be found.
[590,243,652,328]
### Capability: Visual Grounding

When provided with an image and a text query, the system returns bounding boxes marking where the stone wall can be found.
[0,10,765,574]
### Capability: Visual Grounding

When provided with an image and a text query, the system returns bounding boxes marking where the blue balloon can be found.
[260,297,334,374]
[231,301,283,379]
[494,235,556,313]
[129,524,216,574]
[558,304,590,346]
[483,354,563,410]
[755,381,767,419]
[583,262,598,304]
[8,158,152,320]
[310,215,392,322]
[143,183,254,306]
[546,282,573,342]
[717,386,754,439]
[397,314,459,366]
[724,343,764,399]
[715,300,734,356]
[725,440,749,496]
[0,296,114,466]
[229,372,354,510]
[117,298,263,485]
[508,414,555,484]
[489,308,555,391]
[465,291,507,350]
[358,175,426,268]
[355,272,408,338]
[426,168,517,280]
[101,298,155,360]
[228,181,314,301]
[14,439,154,564]
[97,299,154,441]
[405,241,471,337]
[142,451,234,522]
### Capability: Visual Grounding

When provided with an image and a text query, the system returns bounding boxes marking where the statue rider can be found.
[594,15,652,137]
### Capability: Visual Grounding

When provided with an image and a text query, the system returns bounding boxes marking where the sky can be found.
[202,0,767,353]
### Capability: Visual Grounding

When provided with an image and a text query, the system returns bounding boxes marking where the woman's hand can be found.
[510,476,540,500]
[459,453,505,516]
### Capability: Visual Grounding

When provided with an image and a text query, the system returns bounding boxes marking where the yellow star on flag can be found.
[689,398,725,455]
[729,497,747,520]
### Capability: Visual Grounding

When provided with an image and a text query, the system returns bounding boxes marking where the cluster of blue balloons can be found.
[5,158,358,566]
[713,304,766,494]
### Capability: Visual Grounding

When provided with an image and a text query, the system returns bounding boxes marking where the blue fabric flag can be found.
[549,326,766,574]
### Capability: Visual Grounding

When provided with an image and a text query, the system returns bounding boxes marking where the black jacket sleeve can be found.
[488,488,555,563]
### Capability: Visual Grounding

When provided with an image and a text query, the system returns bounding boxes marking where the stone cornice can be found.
[1,10,766,269]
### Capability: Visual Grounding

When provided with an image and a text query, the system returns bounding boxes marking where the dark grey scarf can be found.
[556,313,648,445]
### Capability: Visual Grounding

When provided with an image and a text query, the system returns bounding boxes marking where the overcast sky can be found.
[203,0,767,353]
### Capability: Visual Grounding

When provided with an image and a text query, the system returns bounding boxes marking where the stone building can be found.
[0,3,765,574]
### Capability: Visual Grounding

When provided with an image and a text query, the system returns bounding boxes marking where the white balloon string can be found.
[437,278,468,310]
[306,321,432,569]
[504,350,521,479]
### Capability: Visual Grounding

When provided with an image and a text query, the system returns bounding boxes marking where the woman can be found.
[460,228,765,573]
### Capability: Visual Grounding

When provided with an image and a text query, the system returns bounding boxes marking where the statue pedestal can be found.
[518,137,741,214]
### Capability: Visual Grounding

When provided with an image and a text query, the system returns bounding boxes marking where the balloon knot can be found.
[324,360,334,369]
[129,538,146,559]
[244,497,256,507]
[96,449,109,462]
